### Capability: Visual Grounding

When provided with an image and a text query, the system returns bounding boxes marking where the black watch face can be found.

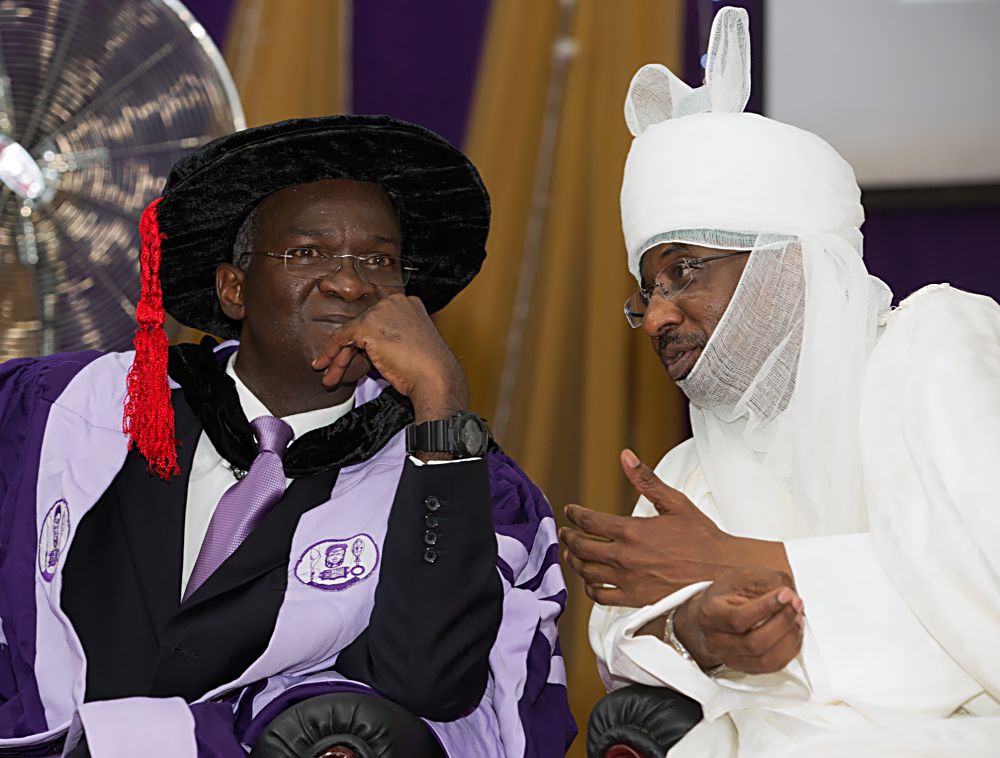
[458,416,487,456]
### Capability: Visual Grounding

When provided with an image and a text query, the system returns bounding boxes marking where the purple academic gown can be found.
[0,350,576,757]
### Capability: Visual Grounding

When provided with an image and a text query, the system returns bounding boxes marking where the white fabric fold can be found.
[860,285,1000,700]
[786,532,981,715]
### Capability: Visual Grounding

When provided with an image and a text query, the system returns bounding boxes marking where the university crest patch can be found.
[38,499,71,582]
[295,534,379,591]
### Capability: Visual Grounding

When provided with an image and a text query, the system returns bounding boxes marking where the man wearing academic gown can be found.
[561,8,1000,757]
[0,116,576,757]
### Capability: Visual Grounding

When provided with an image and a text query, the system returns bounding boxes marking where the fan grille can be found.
[0,0,243,359]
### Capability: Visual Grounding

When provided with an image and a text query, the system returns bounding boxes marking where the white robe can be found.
[590,285,1000,757]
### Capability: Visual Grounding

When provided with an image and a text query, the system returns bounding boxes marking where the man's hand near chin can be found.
[637,568,805,675]
[310,292,471,460]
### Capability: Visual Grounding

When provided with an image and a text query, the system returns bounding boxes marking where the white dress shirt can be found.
[179,352,474,598]
[180,354,355,597]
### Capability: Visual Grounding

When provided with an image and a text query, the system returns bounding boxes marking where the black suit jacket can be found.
[61,389,502,721]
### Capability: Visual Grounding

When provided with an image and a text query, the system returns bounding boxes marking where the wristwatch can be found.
[405,411,491,458]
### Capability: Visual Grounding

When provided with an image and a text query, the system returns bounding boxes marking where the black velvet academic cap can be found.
[155,115,490,339]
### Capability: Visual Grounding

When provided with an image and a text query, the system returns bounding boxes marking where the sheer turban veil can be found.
[620,7,892,539]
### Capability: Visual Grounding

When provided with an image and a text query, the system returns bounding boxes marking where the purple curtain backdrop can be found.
[351,0,492,148]
[186,0,490,149]
[863,205,1000,301]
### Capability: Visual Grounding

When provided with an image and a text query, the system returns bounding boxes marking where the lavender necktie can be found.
[183,415,294,601]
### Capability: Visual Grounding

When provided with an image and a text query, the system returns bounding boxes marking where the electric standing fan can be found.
[0,0,243,359]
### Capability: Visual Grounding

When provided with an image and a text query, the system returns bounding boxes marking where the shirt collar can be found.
[225,352,356,441]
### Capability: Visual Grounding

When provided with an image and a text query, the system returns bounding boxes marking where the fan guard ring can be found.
[0,0,244,358]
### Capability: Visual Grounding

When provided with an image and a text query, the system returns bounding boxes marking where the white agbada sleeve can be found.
[785,533,981,714]
[591,351,988,722]
[860,285,1000,700]
[589,441,818,723]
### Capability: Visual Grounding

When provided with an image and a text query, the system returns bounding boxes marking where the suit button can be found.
[423,548,437,564]
[425,513,439,528]
[424,495,442,511]
[424,530,438,545]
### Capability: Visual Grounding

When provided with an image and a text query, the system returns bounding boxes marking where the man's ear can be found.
[216,263,246,321]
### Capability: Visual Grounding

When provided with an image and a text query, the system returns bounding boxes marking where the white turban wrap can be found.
[619,7,892,538]
[622,113,864,281]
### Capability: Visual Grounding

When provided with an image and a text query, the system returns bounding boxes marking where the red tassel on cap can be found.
[123,197,179,479]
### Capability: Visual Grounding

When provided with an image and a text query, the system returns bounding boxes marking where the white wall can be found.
[765,0,1000,188]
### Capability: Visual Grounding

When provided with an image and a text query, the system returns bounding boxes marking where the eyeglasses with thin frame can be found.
[239,247,417,287]
[624,251,750,328]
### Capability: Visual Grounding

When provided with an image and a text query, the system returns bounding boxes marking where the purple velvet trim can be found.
[517,543,560,592]
[521,629,550,713]
[495,556,515,586]
[486,451,576,751]
[190,701,248,758]
[518,626,578,756]
[0,735,67,757]
[231,679,267,741]
[541,589,567,612]
[0,643,15,708]
[0,352,101,737]
[487,453,553,553]
[211,340,238,361]
[241,680,377,748]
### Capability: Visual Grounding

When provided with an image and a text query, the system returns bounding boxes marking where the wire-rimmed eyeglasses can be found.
[624,251,750,328]
[239,247,417,287]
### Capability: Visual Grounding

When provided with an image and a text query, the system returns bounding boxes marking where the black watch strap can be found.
[405,412,490,457]
[406,418,451,453]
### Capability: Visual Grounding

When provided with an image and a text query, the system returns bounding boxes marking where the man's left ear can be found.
[216,263,246,321]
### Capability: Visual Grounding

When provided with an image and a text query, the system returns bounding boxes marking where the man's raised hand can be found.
[560,449,793,608]
[559,449,738,607]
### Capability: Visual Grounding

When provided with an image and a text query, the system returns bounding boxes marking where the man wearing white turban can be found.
[560,7,1000,756]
